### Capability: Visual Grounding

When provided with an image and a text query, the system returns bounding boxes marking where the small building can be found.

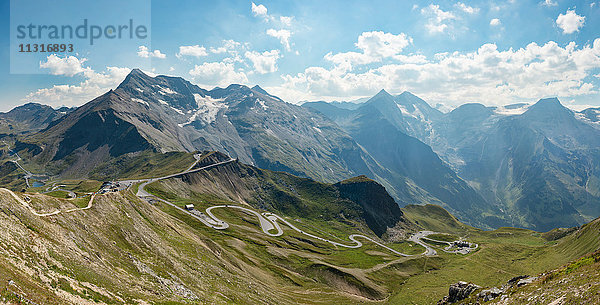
[454,240,470,248]
[185,204,195,211]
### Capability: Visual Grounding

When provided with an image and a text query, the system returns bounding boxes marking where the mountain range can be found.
[2,69,600,304]
[304,90,600,231]
[2,69,600,231]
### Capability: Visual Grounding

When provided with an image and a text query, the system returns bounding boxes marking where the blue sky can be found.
[0,0,599,111]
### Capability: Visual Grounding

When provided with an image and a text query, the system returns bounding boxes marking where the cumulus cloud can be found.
[245,50,281,74]
[39,54,90,77]
[455,2,479,14]
[26,64,131,107]
[251,2,268,18]
[357,31,412,58]
[137,46,166,59]
[556,9,586,34]
[276,38,600,108]
[280,16,293,26]
[324,31,417,71]
[176,45,208,58]
[421,4,456,34]
[266,29,292,51]
[188,62,248,88]
[490,18,501,26]
[542,0,558,7]
[209,40,244,55]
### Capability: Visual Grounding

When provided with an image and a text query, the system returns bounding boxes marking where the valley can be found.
[0,149,598,304]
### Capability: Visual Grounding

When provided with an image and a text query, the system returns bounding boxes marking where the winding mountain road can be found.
[5,154,475,258]
[2,140,34,188]
[408,231,438,256]
[132,159,429,257]
[0,187,96,216]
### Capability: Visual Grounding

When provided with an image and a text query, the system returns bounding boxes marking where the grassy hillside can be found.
[146,153,406,237]
[389,205,600,304]
[483,250,600,304]
[402,204,477,235]
[0,181,430,304]
[450,219,600,304]
[1,154,599,304]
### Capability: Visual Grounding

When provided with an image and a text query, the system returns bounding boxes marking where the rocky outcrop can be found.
[334,175,404,236]
[437,281,481,304]
[437,275,539,304]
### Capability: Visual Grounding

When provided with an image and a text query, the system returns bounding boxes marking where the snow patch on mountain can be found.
[257,98,268,110]
[494,104,530,116]
[575,111,600,126]
[131,98,149,106]
[154,85,177,95]
[178,94,227,127]
[397,104,425,120]
[170,106,184,115]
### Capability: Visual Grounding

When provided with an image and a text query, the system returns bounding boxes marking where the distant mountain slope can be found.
[305,91,497,228]
[0,103,71,135]
[306,92,600,231]
[578,107,600,125]
[429,98,600,231]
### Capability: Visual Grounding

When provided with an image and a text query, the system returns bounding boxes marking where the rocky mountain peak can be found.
[251,85,268,95]
[523,97,572,121]
[117,68,155,91]
[527,97,567,112]
[374,89,393,99]
[448,103,493,120]
[364,89,396,110]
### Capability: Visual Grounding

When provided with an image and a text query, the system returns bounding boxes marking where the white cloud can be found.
[245,50,281,74]
[251,2,268,18]
[137,46,166,59]
[176,45,208,58]
[357,31,412,58]
[280,16,293,26]
[209,39,243,54]
[455,2,479,14]
[210,47,227,54]
[266,29,292,51]
[421,4,456,34]
[324,31,416,71]
[556,9,586,34]
[542,0,558,7]
[188,62,248,88]
[276,38,600,108]
[25,65,131,107]
[490,18,501,26]
[39,54,90,77]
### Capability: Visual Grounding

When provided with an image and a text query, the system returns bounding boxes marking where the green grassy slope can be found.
[483,250,600,304]
[392,205,600,304]
[1,154,600,304]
